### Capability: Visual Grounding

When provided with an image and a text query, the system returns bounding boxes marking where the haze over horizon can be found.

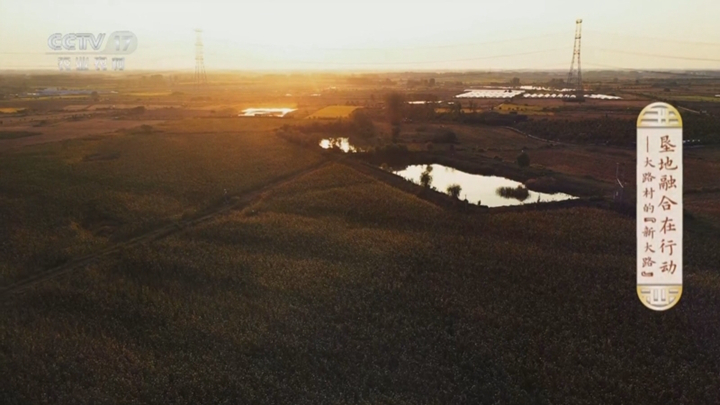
[1,0,719,72]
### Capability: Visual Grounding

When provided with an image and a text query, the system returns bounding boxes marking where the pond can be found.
[393,164,577,207]
[240,108,296,117]
[319,138,363,153]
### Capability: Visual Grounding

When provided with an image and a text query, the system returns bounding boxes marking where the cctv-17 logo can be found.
[48,31,137,72]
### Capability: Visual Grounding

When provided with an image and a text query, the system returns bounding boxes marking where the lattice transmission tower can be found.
[566,19,584,102]
[194,29,207,85]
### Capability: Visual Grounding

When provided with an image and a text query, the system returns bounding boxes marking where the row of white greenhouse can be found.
[454,89,622,100]
[522,93,575,99]
[520,93,622,99]
[586,94,622,99]
[455,90,526,99]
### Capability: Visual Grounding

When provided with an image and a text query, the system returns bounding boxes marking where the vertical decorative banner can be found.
[637,102,683,311]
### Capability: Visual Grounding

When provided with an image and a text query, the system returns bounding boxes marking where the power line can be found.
[194,29,207,84]
[4,29,720,70]
[585,30,720,47]
[595,48,720,63]
[202,48,570,66]
[583,62,720,78]
[202,32,569,52]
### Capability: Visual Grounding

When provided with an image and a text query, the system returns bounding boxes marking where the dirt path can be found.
[503,125,558,145]
[0,161,331,300]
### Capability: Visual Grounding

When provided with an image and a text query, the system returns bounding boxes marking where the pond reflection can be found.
[393,164,577,207]
[319,138,363,153]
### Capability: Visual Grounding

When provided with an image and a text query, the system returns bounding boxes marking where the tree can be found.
[432,130,457,143]
[420,165,433,188]
[511,77,520,85]
[429,78,436,87]
[447,184,462,199]
[91,91,99,102]
[449,102,462,120]
[517,151,530,167]
[384,92,405,126]
[384,91,405,143]
[468,100,477,114]
[549,78,565,88]
[391,125,401,142]
[351,109,376,139]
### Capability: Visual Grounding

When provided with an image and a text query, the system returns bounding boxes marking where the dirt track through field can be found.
[0,160,331,300]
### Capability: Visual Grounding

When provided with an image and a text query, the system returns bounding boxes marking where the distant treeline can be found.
[289,109,376,139]
[276,109,377,148]
[398,103,529,125]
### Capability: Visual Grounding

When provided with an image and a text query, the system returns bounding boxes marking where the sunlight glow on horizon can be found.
[1,0,720,71]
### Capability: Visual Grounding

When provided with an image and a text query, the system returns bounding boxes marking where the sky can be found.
[1,0,720,72]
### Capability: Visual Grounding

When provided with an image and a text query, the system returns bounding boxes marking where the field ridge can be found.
[0,160,331,300]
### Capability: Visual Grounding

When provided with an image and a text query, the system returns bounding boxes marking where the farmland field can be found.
[306,105,361,119]
[446,127,720,190]
[77,104,182,111]
[0,119,166,149]
[496,109,553,115]
[1,69,720,404]
[668,95,720,103]
[685,191,720,226]
[125,92,174,97]
[493,145,637,184]
[0,118,323,285]
[0,130,41,140]
[0,107,25,113]
[62,104,93,111]
[492,102,554,116]
[424,125,547,150]
[1,161,718,404]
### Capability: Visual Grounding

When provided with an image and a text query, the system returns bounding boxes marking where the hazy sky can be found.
[1,0,720,71]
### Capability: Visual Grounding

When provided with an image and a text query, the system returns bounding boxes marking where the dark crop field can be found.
[2,160,719,404]
[0,118,322,285]
[1,72,719,404]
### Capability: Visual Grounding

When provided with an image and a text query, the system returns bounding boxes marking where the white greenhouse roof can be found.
[455,89,525,99]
